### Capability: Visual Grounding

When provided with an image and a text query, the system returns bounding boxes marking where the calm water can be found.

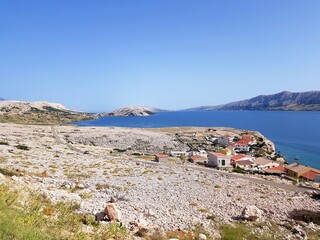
[73,111,320,169]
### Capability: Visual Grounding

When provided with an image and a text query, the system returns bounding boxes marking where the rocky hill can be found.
[0,101,94,124]
[108,106,160,116]
[189,91,320,111]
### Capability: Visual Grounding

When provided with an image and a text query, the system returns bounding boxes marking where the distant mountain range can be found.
[0,97,4,101]
[188,91,320,111]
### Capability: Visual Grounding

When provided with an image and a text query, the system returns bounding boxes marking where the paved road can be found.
[51,125,317,193]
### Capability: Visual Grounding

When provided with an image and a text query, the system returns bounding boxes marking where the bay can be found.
[73,111,320,169]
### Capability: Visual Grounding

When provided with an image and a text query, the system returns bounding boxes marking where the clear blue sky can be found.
[1,0,320,112]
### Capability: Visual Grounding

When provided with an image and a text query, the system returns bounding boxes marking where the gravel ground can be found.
[0,123,319,233]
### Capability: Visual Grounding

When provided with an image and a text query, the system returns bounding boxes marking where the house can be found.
[208,152,231,168]
[170,150,188,157]
[155,154,169,163]
[189,155,208,164]
[189,149,207,158]
[300,169,320,182]
[264,165,286,175]
[284,163,310,178]
[234,143,250,153]
[214,136,229,146]
[231,154,255,164]
[218,148,232,156]
[234,160,254,170]
[252,158,279,170]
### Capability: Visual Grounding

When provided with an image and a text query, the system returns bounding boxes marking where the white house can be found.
[233,143,250,153]
[189,149,207,158]
[252,158,279,170]
[208,152,231,168]
[170,150,188,157]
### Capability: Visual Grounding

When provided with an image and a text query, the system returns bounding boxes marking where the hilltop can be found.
[107,106,164,116]
[189,91,320,111]
[0,100,94,124]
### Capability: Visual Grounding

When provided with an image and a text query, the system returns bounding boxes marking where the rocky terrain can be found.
[0,123,319,239]
[107,106,162,116]
[0,101,94,124]
[189,91,320,111]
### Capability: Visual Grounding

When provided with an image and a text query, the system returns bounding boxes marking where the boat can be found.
[294,156,300,160]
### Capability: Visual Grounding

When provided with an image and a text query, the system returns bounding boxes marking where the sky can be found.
[1,0,320,112]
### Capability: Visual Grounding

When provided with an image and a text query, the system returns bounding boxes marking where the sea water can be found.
[73,111,320,169]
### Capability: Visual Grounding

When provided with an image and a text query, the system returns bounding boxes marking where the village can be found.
[154,129,320,185]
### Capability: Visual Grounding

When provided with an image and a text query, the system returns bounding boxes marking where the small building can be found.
[170,150,188,157]
[189,155,208,164]
[218,148,232,156]
[252,158,279,170]
[300,169,320,182]
[234,160,254,170]
[155,154,169,163]
[285,163,310,178]
[216,136,229,146]
[208,152,231,168]
[189,149,207,158]
[234,143,250,153]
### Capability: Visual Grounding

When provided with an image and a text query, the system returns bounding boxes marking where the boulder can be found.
[104,203,121,222]
[241,205,263,221]
[199,233,207,240]
[134,214,149,228]
[95,211,106,222]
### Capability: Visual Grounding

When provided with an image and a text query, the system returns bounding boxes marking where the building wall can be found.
[208,153,231,168]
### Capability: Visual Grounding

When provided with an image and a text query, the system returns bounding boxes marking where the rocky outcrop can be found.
[104,203,121,222]
[0,101,94,124]
[188,91,320,111]
[108,106,160,116]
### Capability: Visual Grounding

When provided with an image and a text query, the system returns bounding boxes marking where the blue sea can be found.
[73,111,320,169]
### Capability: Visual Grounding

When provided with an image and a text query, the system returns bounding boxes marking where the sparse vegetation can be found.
[0,183,129,239]
[15,144,31,151]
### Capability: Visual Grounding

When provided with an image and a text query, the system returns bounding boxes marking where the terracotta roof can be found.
[155,154,169,158]
[235,160,253,166]
[190,155,207,161]
[264,166,286,174]
[253,158,274,166]
[209,152,226,157]
[300,169,320,181]
[231,154,253,161]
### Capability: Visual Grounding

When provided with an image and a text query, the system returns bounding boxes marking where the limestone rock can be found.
[241,205,263,221]
[104,203,121,222]
[199,233,207,240]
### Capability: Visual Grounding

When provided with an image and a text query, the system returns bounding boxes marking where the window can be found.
[221,159,225,166]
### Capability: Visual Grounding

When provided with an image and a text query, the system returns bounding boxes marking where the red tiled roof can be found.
[191,155,206,160]
[264,165,286,174]
[231,154,247,161]
[155,154,169,158]
[209,152,226,157]
[300,170,320,181]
